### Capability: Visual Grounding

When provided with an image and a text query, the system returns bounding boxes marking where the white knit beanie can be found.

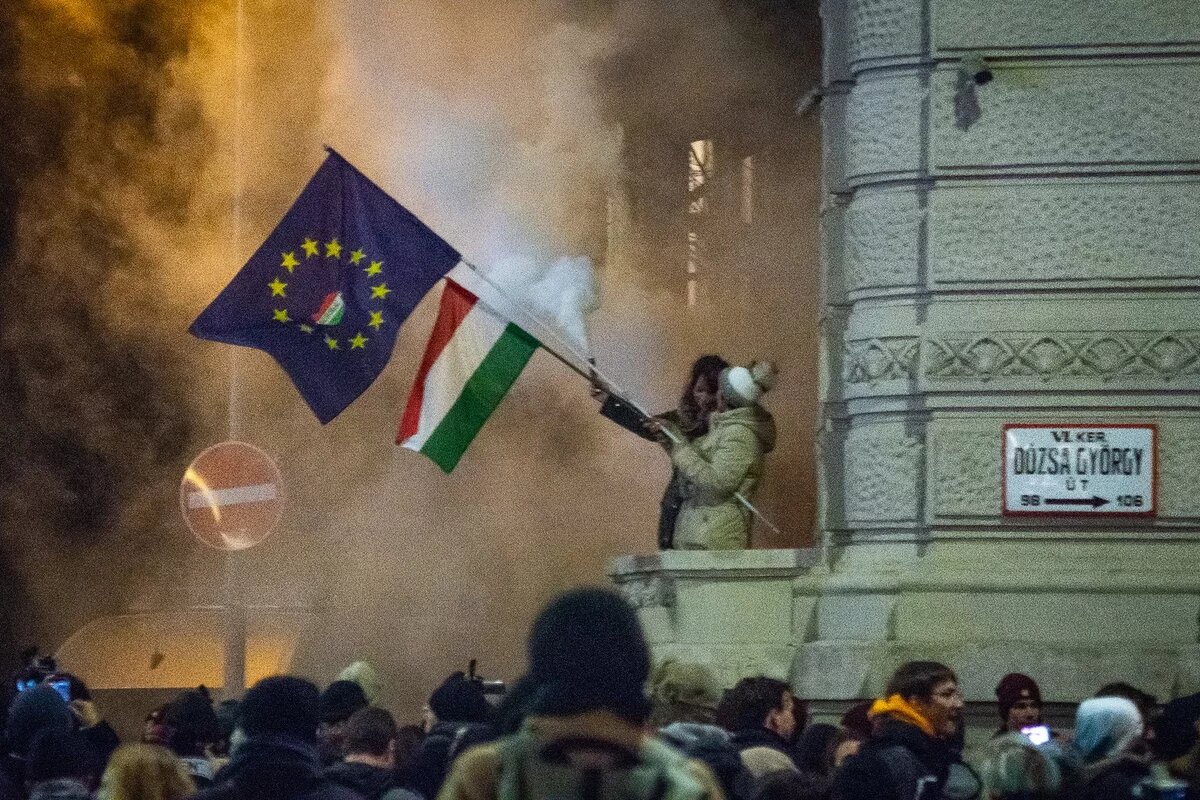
[718,360,778,407]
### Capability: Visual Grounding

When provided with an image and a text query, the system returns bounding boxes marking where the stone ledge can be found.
[609,548,821,582]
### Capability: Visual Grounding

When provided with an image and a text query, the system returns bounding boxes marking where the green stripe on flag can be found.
[421,323,540,472]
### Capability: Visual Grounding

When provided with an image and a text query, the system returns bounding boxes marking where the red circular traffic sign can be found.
[180,441,284,551]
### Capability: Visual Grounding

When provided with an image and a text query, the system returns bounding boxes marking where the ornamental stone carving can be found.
[931,429,1002,518]
[848,0,922,67]
[924,332,1200,383]
[846,190,922,291]
[847,74,924,182]
[844,423,925,522]
[616,576,676,610]
[931,64,1200,169]
[929,182,1200,285]
[932,0,1200,51]
[844,337,920,386]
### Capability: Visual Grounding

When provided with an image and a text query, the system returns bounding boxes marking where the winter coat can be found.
[600,398,705,549]
[192,734,363,800]
[325,761,396,800]
[408,722,494,800]
[437,710,725,800]
[829,718,952,800]
[671,406,776,550]
[660,723,744,800]
[28,779,90,800]
[1067,753,1151,800]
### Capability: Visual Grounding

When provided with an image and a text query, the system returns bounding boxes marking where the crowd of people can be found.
[1,588,1198,800]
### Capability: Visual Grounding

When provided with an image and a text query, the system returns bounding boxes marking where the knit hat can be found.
[1149,692,1200,761]
[1074,696,1142,763]
[526,587,650,722]
[239,676,321,742]
[337,661,383,704]
[320,680,369,724]
[718,361,778,408]
[5,686,73,757]
[995,673,1042,721]
[428,672,490,723]
[163,688,221,749]
[26,728,97,783]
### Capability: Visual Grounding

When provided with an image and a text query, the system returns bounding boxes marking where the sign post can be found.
[1002,425,1156,517]
[180,442,284,696]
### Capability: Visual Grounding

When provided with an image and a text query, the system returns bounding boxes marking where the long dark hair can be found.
[678,355,729,435]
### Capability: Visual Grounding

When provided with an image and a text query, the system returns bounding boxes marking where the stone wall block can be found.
[848,0,923,67]
[931,63,1200,170]
[928,181,1200,286]
[846,73,925,182]
[932,0,1200,51]
[929,428,1000,519]
[845,189,922,293]
[843,421,925,523]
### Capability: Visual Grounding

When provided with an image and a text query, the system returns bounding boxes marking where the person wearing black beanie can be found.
[318,680,369,767]
[162,687,221,787]
[438,587,722,800]
[192,676,359,800]
[406,672,494,799]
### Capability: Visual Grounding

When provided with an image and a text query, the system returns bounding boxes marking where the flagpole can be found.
[458,260,783,539]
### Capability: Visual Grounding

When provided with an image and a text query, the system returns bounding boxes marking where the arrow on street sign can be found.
[1043,496,1109,508]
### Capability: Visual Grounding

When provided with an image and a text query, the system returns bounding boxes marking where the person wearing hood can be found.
[438,587,724,800]
[664,361,778,550]
[1,685,75,799]
[1066,695,1149,800]
[192,675,360,800]
[830,661,965,800]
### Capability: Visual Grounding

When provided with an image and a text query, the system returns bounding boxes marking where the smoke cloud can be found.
[0,0,820,720]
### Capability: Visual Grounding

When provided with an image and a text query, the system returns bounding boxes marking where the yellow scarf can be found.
[869,693,937,738]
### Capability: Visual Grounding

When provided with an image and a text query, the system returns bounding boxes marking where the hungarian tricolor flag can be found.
[398,279,539,472]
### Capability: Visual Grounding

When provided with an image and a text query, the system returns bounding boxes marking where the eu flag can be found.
[190,150,461,423]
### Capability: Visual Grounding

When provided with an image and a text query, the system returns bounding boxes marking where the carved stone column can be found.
[808,0,1200,707]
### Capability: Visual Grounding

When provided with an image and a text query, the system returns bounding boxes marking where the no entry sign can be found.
[1002,425,1156,516]
[180,441,284,550]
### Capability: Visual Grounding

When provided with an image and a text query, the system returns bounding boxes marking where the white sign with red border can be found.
[180,441,284,550]
[1002,424,1156,516]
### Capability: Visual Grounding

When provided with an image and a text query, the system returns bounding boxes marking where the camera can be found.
[467,659,506,696]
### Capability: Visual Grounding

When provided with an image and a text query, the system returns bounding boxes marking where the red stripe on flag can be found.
[397,280,479,442]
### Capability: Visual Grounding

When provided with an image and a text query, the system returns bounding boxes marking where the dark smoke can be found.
[0,0,217,661]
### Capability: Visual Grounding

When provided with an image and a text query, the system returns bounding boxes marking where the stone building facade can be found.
[611,0,1200,723]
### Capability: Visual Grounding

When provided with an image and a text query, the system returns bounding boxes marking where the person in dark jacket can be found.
[25,729,98,800]
[1,685,75,799]
[319,680,370,767]
[1142,692,1200,798]
[594,355,729,549]
[325,707,400,800]
[161,687,220,788]
[406,672,493,800]
[716,676,805,768]
[830,661,964,800]
[660,722,745,800]
[192,675,361,800]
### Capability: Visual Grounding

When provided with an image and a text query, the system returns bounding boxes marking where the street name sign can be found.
[1002,424,1156,516]
[180,441,284,550]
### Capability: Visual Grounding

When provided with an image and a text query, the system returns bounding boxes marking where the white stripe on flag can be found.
[187,483,278,510]
[403,301,509,451]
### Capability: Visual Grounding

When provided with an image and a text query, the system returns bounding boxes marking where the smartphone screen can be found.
[1021,724,1051,746]
[48,679,71,702]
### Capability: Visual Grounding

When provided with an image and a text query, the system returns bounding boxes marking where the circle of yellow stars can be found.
[267,236,393,353]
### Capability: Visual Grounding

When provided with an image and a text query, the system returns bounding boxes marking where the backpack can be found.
[495,730,710,800]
